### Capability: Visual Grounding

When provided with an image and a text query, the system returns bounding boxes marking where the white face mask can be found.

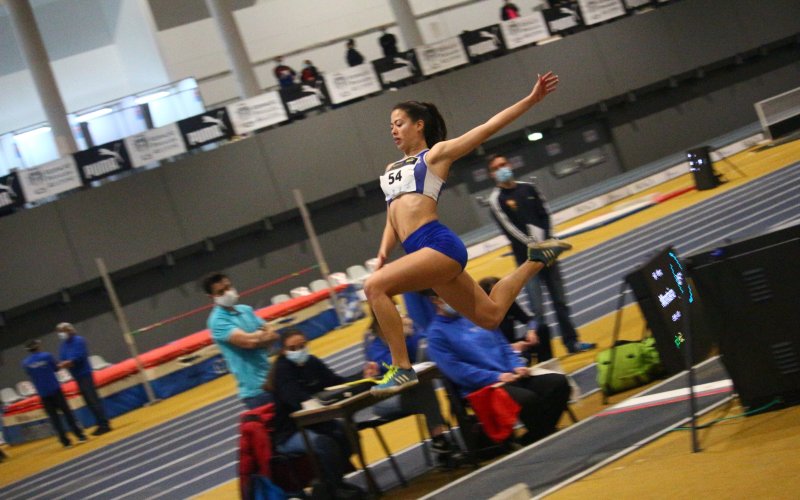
[286,347,310,365]
[214,289,239,308]
[57,331,68,341]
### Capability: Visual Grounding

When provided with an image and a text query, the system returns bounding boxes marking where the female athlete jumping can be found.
[366,72,570,394]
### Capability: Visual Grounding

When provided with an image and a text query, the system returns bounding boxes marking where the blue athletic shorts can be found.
[401,220,468,270]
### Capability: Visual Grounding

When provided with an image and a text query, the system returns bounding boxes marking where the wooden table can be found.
[291,362,439,497]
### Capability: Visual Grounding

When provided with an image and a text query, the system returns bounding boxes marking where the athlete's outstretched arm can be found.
[428,72,559,167]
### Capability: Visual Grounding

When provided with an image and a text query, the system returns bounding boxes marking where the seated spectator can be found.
[478,276,547,364]
[360,310,458,465]
[300,60,321,85]
[273,56,297,88]
[423,290,570,445]
[346,38,365,67]
[266,330,363,497]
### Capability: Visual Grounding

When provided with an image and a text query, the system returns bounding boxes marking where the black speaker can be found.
[687,146,720,191]
[688,224,800,410]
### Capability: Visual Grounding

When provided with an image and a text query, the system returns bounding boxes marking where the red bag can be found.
[466,385,521,442]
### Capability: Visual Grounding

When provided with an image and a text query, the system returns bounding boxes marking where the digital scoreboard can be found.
[625,246,697,374]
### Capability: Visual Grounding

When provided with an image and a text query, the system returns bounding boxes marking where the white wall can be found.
[0,46,131,133]
[156,0,547,106]
[1,0,547,132]
[108,0,170,91]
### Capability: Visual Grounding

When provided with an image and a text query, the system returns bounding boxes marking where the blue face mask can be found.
[286,347,309,365]
[495,166,514,183]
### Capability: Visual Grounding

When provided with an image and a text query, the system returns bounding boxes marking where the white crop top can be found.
[379,149,445,204]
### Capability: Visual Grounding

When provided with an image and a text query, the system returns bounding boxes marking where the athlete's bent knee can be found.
[363,274,387,302]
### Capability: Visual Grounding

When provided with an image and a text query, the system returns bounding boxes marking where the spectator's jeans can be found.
[524,262,579,347]
[360,383,445,432]
[41,391,84,445]
[275,424,352,487]
[75,374,109,428]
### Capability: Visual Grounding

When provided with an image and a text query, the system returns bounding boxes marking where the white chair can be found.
[56,369,73,383]
[364,258,379,273]
[16,381,37,397]
[328,272,350,285]
[1,387,23,406]
[89,354,112,371]
[346,265,370,285]
[309,279,330,292]
[290,286,311,298]
[270,293,291,305]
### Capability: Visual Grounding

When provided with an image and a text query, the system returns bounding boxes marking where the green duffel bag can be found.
[596,338,663,395]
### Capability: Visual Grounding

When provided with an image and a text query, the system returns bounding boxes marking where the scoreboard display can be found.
[625,246,697,374]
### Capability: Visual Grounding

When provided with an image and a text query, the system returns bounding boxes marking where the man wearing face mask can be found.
[487,154,594,355]
[56,322,111,435]
[203,272,280,409]
[423,290,571,445]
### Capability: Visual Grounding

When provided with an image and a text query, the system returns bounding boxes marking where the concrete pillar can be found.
[204,0,260,99]
[6,0,78,155]
[389,0,424,48]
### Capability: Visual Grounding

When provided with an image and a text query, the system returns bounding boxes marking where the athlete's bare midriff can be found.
[388,193,439,242]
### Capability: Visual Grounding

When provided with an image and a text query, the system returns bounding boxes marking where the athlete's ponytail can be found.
[393,100,448,147]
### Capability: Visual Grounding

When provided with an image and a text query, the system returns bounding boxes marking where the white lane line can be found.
[103,441,237,500]
[9,399,241,498]
[149,460,238,500]
[562,187,800,300]
[598,380,733,414]
[28,412,239,500]
[560,165,800,272]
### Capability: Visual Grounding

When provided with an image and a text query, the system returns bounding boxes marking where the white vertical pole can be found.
[95,257,158,405]
[292,189,346,325]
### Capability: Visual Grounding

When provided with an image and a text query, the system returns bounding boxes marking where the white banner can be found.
[18,156,82,203]
[577,0,626,25]
[124,123,187,168]
[500,12,551,49]
[624,0,651,7]
[414,37,469,76]
[226,91,289,135]
[323,64,383,105]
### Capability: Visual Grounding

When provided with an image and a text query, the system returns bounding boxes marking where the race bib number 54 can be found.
[381,163,417,201]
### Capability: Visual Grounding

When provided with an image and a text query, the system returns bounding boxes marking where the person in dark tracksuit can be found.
[57,322,111,435]
[486,154,595,354]
[22,339,86,448]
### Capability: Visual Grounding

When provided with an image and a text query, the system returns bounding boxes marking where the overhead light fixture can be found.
[76,108,113,123]
[15,126,51,140]
[134,91,170,106]
[527,131,543,142]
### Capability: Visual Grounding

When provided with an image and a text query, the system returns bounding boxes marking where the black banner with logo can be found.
[279,82,329,119]
[0,172,23,216]
[372,50,420,88]
[73,139,132,183]
[543,3,583,33]
[177,108,234,150]
[459,25,505,63]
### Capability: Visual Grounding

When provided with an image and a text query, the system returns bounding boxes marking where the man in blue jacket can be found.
[57,322,111,435]
[424,290,570,445]
[22,339,87,448]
